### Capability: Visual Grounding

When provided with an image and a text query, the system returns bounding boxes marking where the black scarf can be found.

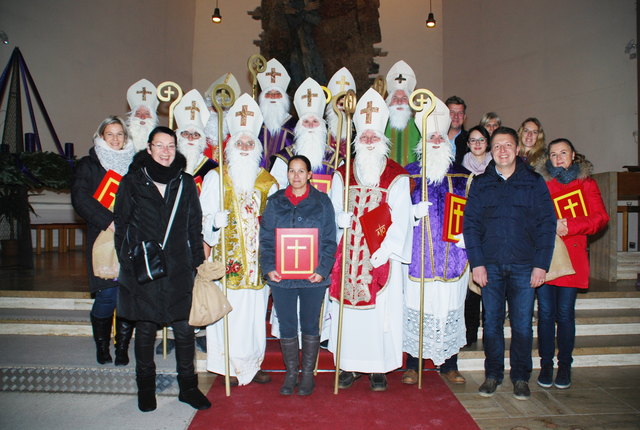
[139,151,186,184]
[545,159,580,184]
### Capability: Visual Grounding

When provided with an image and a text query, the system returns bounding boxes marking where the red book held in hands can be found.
[359,202,392,254]
[276,228,319,279]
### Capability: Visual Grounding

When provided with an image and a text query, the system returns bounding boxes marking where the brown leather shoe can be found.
[402,369,418,385]
[442,370,466,384]
[220,376,239,387]
[252,370,272,384]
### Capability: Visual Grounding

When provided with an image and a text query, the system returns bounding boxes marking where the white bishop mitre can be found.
[257,58,290,93]
[353,88,389,136]
[127,78,159,112]
[226,93,263,138]
[205,72,241,106]
[413,93,451,140]
[326,67,356,98]
[294,77,325,119]
[174,89,210,132]
[386,60,417,97]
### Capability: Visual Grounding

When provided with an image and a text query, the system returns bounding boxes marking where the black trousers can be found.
[135,319,195,378]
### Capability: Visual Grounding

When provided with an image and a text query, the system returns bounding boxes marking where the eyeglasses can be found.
[469,138,486,144]
[180,131,202,140]
[151,143,177,151]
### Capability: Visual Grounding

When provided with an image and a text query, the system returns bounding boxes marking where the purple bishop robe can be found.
[260,116,297,171]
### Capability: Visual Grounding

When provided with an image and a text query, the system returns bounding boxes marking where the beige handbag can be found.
[545,235,575,282]
[189,261,232,326]
[92,229,120,279]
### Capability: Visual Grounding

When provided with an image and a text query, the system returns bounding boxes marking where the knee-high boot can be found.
[135,321,157,412]
[298,334,320,396]
[114,317,134,366]
[90,314,113,364]
[279,337,299,395]
[174,320,211,410]
[136,375,157,412]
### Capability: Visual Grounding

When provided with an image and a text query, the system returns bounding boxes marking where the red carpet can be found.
[188,371,479,430]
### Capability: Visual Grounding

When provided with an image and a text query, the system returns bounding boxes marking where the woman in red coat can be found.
[535,138,608,390]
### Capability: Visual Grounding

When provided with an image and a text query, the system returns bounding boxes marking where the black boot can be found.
[136,375,157,412]
[279,337,299,395]
[114,317,134,366]
[298,334,320,396]
[178,374,211,410]
[90,314,113,364]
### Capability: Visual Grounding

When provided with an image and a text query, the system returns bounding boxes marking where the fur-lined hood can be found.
[534,154,593,182]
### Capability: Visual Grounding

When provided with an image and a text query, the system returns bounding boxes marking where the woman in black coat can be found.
[71,116,135,366]
[259,155,337,396]
[114,126,209,412]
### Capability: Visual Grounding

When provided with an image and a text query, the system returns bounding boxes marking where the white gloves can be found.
[213,210,229,229]
[453,233,466,249]
[370,246,391,268]
[336,211,353,229]
[413,201,432,219]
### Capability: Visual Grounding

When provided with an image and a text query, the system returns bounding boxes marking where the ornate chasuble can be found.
[386,121,420,166]
[405,163,472,281]
[259,116,296,171]
[212,167,277,290]
[329,159,409,308]
[272,143,346,194]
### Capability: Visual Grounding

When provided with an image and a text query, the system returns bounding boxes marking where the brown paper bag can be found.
[189,261,232,326]
[545,235,576,282]
[92,229,120,279]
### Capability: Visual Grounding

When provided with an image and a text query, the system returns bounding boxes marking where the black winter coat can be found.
[70,148,118,294]
[114,167,204,324]
[259,185,337,288]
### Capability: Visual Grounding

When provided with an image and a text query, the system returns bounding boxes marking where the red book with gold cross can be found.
[442,193,466,243]
[93,170,122,210]
[551,186,588,219]
[359,202,392,254]
[276,228,319,279]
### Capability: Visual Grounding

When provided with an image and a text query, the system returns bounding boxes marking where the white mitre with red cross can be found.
[386,60,416,97]
[226,93,263,138]
[127,78,159,112]
[294,77,325,119]
[354,88,389,136]
[257,58,290,94]
[174,89,210,133]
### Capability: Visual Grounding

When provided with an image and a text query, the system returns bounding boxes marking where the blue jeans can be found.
[271,286,326,338]
[482,264,535,383]
[536,283,578,368]
[91,286,118,318]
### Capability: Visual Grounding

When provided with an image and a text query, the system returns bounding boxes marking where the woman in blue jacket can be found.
[260,155,337,396]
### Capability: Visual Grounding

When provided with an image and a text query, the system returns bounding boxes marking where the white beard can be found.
[294,118,327,171]
[416,140,454,185]
[204,111,229,144]
[177,134,206,175]
[226,134,263,194]
[324,104,349,141]
[127,115,157,151]
[387,103,412,131]
[354,132,390,187]
[259,92,290,135]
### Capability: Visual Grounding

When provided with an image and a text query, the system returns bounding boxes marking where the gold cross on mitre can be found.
[302,88,318,107]
[266,67,282,84]
[137,87,152,101]
[395,74,407,83]
[185,101,200,121]
[360,101,379,124]
[235,105,254,126]
[335,75,350,92]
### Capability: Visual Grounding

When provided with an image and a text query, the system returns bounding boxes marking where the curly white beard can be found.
[225,134,263,194]
[354,131,390,187]
[387,103,412,131]
[259,91,290,135]
[177,133,206,175]
[204,111,229,145]
[416,139,454,185]
[294,117,328,171]
[127,115,157,151]
[324,104,350,141]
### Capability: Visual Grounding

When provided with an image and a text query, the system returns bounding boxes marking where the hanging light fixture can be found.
[212,0,222,23]
[425,0,436,28]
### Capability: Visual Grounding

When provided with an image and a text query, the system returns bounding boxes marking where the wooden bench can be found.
[31,222,86,254]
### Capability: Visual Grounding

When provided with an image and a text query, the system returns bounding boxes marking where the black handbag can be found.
[129,177,183,284]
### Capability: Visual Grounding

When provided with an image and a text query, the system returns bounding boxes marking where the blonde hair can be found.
[517,117,545,165]
[94,116,129,142]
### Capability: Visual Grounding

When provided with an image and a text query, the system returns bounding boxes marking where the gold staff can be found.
[333,89,357,395]
[211,83,236,397]
[409,88,436,389]
[331,91,346,172]
[313,85,332,376]
[372,76,387,98]
[156,81,183,359]
[247,54,267,100]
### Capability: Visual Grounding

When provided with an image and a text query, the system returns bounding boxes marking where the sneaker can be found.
[513,380,531,400]
[537,366,553,388]
[554,366,572,389]
[338,371,362,389]
[478,378,501,397]
[369,373,388,392]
